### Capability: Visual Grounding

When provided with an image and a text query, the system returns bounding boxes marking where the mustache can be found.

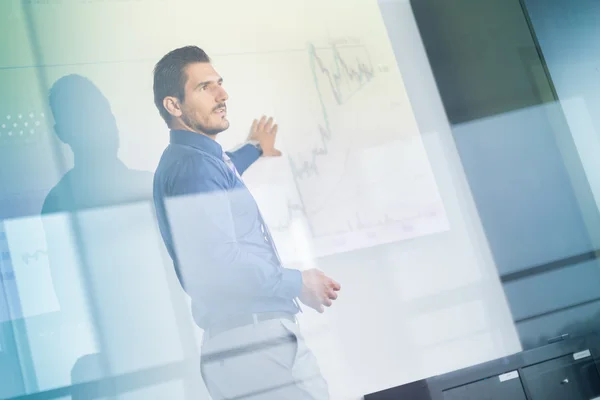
[213,103,227,112]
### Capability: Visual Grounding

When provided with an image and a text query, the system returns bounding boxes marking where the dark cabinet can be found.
[521,352,600,400]
[443,372,527,400]
[365,335,600,400]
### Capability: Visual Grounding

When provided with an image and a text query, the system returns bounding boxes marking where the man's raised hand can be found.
[248,115,282,157]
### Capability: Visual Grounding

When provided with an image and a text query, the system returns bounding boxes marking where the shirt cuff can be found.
[237,142,261,159]
[279,268,303,299]
[227,143,262,175]
[246,140,263,156]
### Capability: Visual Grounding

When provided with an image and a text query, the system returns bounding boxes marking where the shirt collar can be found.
[169,130,223,159]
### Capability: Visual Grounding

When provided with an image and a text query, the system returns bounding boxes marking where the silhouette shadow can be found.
[42,74,152,214]
[41,74,153,399]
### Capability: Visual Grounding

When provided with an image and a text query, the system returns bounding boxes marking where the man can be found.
[152,46,341,399]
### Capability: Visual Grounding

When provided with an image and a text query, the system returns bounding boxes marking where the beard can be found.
[181,111,229,136]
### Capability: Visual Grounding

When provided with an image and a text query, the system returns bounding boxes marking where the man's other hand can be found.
[299,269,341,313]
[248,115,282,157]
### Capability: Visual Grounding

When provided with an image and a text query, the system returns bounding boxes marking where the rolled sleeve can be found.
[226,143,261,175]
[279,268,303,299]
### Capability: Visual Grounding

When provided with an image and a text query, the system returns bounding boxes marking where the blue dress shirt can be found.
[153,130,302,328]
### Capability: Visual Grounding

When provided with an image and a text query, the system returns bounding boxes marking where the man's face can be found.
[178,62,229,136]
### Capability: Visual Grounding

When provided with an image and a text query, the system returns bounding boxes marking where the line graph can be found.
[271,200,306,233]
[284,42,379,238]
[309,43,375,106]
[289,43,374,181]
[257,39,448,259]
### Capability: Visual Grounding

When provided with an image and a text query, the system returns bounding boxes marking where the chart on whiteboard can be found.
[233,39,450,263]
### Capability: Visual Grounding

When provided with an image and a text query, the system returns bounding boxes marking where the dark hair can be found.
[153,46,211,125]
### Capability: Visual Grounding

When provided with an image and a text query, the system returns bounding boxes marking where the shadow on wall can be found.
[42,74,152,215]
[42,74,154,396]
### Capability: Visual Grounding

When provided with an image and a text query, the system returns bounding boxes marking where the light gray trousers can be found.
[200,318,329,400]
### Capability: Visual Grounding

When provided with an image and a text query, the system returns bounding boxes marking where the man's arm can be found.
[164,156,302,300]
[226,143,261,175]
[226,115,283,175]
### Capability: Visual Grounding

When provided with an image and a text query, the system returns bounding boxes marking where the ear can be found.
[163,96,183,119]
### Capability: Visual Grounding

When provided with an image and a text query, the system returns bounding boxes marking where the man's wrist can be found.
[280,268,303,299]
[247,140,263,156]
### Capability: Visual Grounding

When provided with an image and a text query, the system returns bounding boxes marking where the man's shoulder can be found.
[157,145,223,173]
[155,145,228,195]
